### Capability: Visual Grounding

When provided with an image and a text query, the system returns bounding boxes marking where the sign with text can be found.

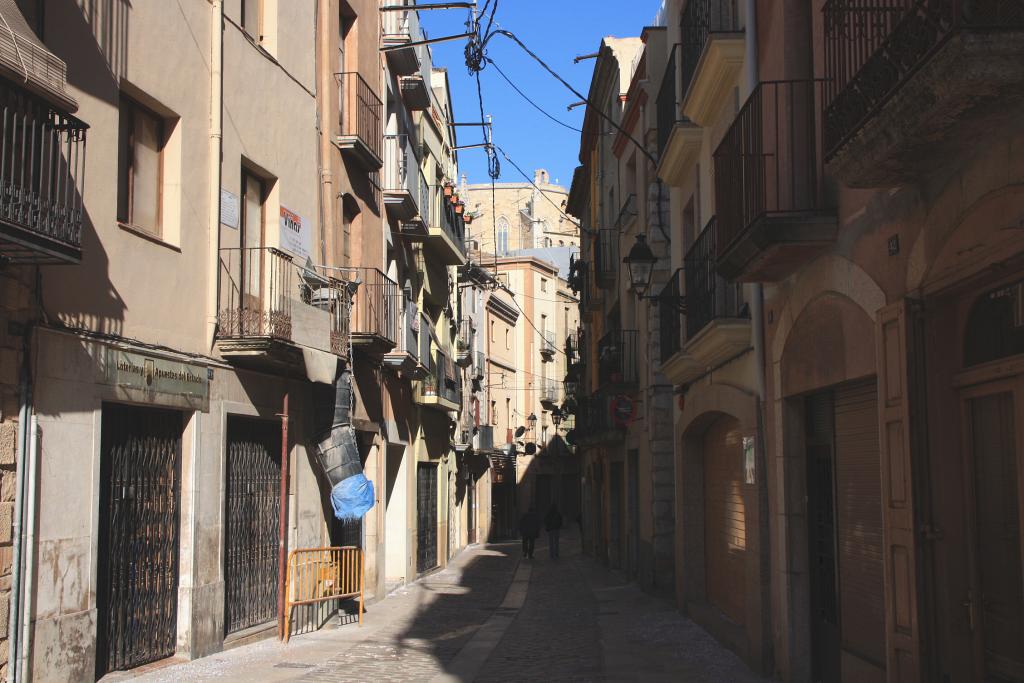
[102,348,210,412]
[220,189,239,229]
[279,205,311,259]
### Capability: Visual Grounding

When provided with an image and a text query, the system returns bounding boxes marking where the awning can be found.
[0,0,78,112]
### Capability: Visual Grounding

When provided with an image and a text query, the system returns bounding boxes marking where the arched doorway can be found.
[703,415,747,626]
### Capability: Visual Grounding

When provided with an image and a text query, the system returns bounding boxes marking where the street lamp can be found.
[527,412,537,433]
[623,233,657,297]
[551,406,563,429]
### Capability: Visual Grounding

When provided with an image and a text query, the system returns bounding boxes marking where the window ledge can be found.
[117,222,181,252]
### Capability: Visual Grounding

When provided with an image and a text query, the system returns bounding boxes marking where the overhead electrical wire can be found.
[488,60,583,133]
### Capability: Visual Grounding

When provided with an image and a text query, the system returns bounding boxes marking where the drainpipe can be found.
[7,329,32,683]
[207,0,224,349]
[744,0,775,675]
[17,411,38,683]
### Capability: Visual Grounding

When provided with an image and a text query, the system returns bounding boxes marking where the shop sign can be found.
[610,395,637,428]
[102,348,211,412]
[279,205,311,259]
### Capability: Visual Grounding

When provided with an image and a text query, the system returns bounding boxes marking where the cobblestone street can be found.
[127,533,770,682]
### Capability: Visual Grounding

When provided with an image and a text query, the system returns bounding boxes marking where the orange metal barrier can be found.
[283,546,363,642]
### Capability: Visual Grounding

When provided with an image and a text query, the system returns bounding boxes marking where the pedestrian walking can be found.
[545,504,563,559]
[519,508,541,559]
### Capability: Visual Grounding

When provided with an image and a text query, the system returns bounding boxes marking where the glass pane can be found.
[131,109,162,234]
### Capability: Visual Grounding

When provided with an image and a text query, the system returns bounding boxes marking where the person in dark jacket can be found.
[545,504,563,559]
[519,508,541,559]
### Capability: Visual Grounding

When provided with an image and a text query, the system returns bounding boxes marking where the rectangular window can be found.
[118,96,165,236]
[241,0,262,40]
[541,278,548,293]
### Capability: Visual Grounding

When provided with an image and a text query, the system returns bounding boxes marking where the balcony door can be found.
[960,381,1024,682]
[241,171,265,324]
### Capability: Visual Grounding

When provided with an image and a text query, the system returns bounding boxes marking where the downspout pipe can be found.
[314,369,374,520]
[208,0,224,349]
[17,411,38,683]
[7,327,32,683]
[744,0,775,676]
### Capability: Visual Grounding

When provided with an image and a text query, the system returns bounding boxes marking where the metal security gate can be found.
[224,417,281,635]
[416,463,438,573]
[97,404,182,676]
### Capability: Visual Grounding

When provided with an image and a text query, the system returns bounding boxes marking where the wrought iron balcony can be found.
[714,80,837,282]
[217,249,353,370]
[383,134,427,230]
[382,295,426,377]
[573,393,626,445]
[823,0,1024,186]
[595,228,618,287]
[685,217,746,338]
[540,330,556,363]
[538,377,559,405]
[658,268,684,362]
[381,7,423,76]
[657,44,702,186]
[597,329,639,388]
[473,350,485,381]
[335,72,383,170]
[0,83,88,265]
[679,0,745,126]
[456,316,474,367]
[217,247,293,342]
[351,267,399,353]
[425,184,467,266]
[416,347,461,411]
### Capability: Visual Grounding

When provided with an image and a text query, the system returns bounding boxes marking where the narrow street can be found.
[126,534,768,683]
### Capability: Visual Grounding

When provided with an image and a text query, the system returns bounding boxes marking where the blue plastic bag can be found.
[330,473,375,521]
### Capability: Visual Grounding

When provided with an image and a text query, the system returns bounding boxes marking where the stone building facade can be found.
[571,1,1024,681]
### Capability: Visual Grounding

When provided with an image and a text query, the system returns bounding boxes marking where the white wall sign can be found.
[279,205,311,259]
[220,189,239,229]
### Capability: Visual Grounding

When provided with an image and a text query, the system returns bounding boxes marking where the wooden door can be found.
[961,381,1024,682]
[806,391,841,683]
[703,415,746,625]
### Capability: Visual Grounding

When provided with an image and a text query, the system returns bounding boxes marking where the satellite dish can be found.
[525,443,537,455]
[514,426,526,439]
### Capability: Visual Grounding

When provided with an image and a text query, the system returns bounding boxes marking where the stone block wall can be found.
[0,264,34,679]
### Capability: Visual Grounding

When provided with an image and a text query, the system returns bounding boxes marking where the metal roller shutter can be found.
[704,415,746,625]
[834,380,886,669]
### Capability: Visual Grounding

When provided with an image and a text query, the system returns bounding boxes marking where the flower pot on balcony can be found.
[449,193,459,205]
[454,202,464,215]
[443,184,454,198]
[464,214,474,224]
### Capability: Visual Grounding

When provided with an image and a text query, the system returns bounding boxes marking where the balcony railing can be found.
[457,316,474,364]
[383,134,419,195]
[335,72,383,168]
[217,247,293,340]
[474,350,485,380]
[598,330,639,387]
[822,0,1024,159]
[685,217,745,337]
[541,330,556,360]
[421,348,461,406]
[539,377,559,404]
[659,269,684,361]
[680,0,741,99]
[657,44,681,157]
[714,79,823,259]
[0,84,89,264]
[595,228,618,285]
[426,184,468,262]
[351,267,399,346]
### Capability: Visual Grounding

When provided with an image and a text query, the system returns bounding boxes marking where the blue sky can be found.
[420,1,660,190]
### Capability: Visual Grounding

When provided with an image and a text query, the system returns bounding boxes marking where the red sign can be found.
[609,395,637,428]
